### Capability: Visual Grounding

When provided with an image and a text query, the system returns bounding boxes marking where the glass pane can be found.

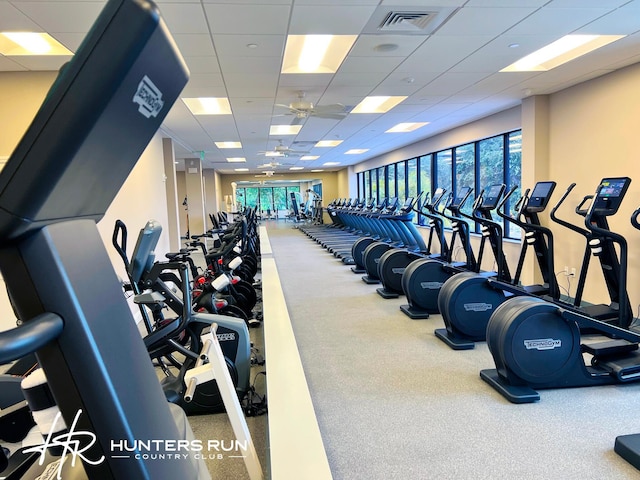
[259,188,274,215]
[407,158,418,198]
[371,169,378,201]
[507,130,523,239]
[364,171,371,201]
[245,188,259,209]
[396,161,406,201]
[478,135,505,232]
[273,187,287,210]
[387,164,396,199]
[419,154,431,226]
[236,188,245,208]
[455,143,476,223]
[435,150,453,197]
[377,166,386,200]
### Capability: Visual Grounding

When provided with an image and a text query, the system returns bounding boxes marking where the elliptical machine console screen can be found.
[592,177,631,215]
[431,188,446,206]
[526,181,556,213]
[452,186,471,208]
[482,184,505,210]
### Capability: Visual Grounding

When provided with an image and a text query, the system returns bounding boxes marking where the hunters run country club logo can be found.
[9,409,247,480]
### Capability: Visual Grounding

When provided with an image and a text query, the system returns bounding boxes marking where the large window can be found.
[377,166,386,201]
[357,129,522,238]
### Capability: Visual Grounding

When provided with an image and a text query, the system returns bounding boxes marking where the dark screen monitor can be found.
[526,181,556,212]
[452,186,472,208]
[0,0,189,242]
[592,177,631,215]
[431,188,446,206]
[129,220,163,283]
[482,184,505,210]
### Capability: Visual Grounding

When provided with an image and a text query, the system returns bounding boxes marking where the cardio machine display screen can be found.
[431,188,446,206]
[526,181,556,212]
[592,177,631,214]
[452,187,471,208]
[482,184,504,209]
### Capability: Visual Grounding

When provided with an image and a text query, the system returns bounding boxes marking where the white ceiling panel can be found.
[329,71,388,87]
[395,35,495,73]
[0,55,26,71]
[277,73,333,88]
[48,32,87,52]
[203,4,292,35]
[212,34,286,58]
[156,3,208,34]
[183,56,220,75]
[288,5,378,35]
[223,73,279,97]
[9,2,105,32]
[6,55,70,71]
[217,56,282,75]
[545,0,629,7]
[338,55,406,74]
[349,34,427,57]
[379,0,465,6]
[506,7,613,36]
[435,7,538,36]
[412,72,491,97]
[230,98,279,115]
[0,2,41,29]
[465,0,548,6]
[172,34,216,57]
[576,5,640,35]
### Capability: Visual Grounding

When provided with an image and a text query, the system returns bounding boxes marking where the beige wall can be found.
[0,71,173,331]
[547,62,640,309]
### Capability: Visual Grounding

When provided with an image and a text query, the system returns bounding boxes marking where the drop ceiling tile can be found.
[172,34,216,57]
[5,55,71,71]
[8,2,105,32]
[288,5,378,34]
[436,7,538,36]
[0,2,41,30]
[544,0,628,7]
[380,0,466,7]
[413,72,491,97]
[230,98,279,115]
[395,35,495,73]
[506,7,613,36]
[465,0,548,6]
[277,73,334,88]
[203,4,291,35]
[184,56,220,75]
[212,34,286,58]
[155,3,208,34]
[349,34,428,58]
[338,55,405,74]
[48,32,86,53]
[329,71,388,87]
[0,55,27,72]
[576,5,640,35]
[223,73,279,97]
[218,56,281,75]
[200,0,292,4]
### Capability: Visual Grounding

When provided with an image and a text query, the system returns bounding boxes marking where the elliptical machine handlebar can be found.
[550,183,591,236]
[632,206,640,230]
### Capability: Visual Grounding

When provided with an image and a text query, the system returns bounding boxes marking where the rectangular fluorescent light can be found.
[315,140,343,147]
[351,96,407,114]
[300,155,320,160]
[311,169,324,172]
[226,157,246,163]
[270,124,302,135]
[264,151,285,157]
[323,162,341,166]
[289,166,304,170]
[215,141,242,149]
[501,34,625,72]
[182,97,232,115]
[282,35,357,73]
[234,168,249,172]
[0,32,72,55]
[345,149,369,154]
[385,122,429,133]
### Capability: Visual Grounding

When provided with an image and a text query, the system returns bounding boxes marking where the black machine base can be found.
[434,328,475,350]
[615,434,640,470]
[362,275,380,285]
[479,369,540,403]
[351,266,365,273]
[399,304,430,319]
[376,287,400,299]
[342,257,355,265]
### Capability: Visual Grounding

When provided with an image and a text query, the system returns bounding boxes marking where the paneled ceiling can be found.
[2,0,640,176]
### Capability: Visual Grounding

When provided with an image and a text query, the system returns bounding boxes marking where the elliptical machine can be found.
[400,184,508,319]
[435,181,559,349]
[480,177,640,403]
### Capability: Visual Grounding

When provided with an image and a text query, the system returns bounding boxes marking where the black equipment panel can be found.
[592,177,631,215]
[526,181,556,213]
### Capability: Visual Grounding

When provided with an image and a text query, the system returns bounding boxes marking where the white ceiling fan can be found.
[258,139,309,158]
[274,91,349,125]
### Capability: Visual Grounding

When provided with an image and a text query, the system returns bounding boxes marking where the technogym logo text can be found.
[110,439,248,461]
[523,338,562,351]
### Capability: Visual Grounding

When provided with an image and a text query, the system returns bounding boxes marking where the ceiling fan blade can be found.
[313,113,347,120]
[312,103,347,114]
[290,116,305,126]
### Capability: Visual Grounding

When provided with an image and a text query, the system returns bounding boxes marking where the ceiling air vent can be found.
[380,12,434,32]
[362,6,458,36]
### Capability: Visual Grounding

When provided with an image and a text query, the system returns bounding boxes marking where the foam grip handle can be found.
[21,368,67,456]
[211,274,230,291]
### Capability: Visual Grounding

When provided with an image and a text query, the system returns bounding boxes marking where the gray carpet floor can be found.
[266,220,640,480]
